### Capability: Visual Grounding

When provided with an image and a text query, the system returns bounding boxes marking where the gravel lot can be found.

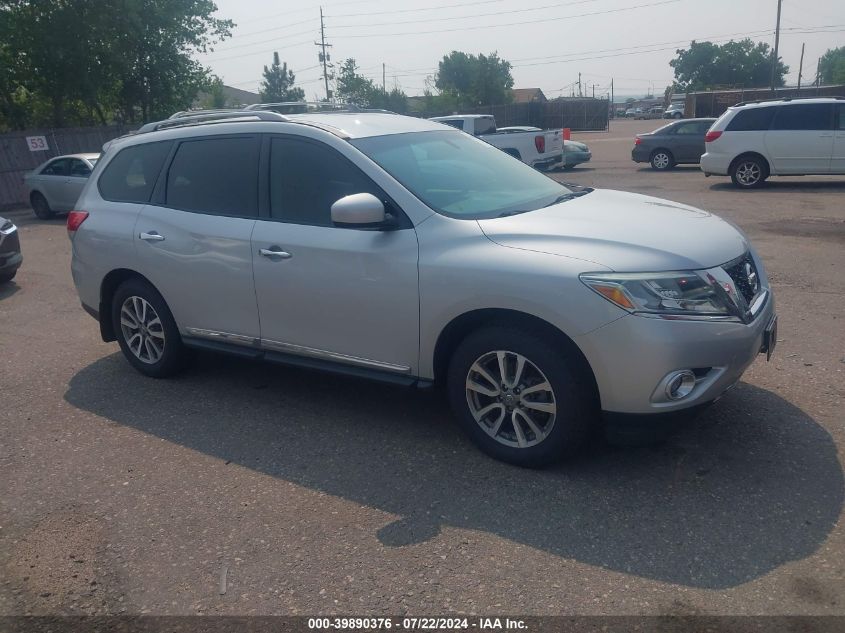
[1,117,844,617]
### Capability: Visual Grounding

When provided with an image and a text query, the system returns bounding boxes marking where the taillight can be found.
[634,137,642,145]
[67,210,89,233]
[704,130,723,142]
[534,135,546,153]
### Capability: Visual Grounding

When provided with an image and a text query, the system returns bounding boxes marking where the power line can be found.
[203,40,314,63]
[328,0,505,18]
[202,29,317,54]
[328,0,604,29]
[331,0,683,38]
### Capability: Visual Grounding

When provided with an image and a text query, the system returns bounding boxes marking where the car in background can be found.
[632,118,717,170]
[429,115,563,170]
[0,216,22,283]
[498,126,592,169]
[624,107,643,118]
[664,103,685,119]
[701,97,845,188]
[23,153,100,219]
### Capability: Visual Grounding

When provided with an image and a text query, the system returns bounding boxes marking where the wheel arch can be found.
[501,147,522,161]
[729,151,770,177]
[432,308,598,399]
[99,269,158,342]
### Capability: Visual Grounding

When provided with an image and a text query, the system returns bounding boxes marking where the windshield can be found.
[351,130,570,219]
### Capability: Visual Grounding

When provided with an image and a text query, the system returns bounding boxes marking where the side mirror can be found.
[330,193,387,228]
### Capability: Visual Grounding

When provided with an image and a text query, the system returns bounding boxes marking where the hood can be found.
[477,189,748,272]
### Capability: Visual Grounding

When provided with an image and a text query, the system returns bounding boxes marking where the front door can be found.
[252,135,419,375]
[765,103,834,174]
[134,135,262,341]
[832,104,845,174]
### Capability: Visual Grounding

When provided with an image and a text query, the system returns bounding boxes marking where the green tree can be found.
[670,39,788,92]
[335,59,408,112]
[435,51,513,108]
[818,46,845,84]
[260,52,305,102]
[201,75,228,109]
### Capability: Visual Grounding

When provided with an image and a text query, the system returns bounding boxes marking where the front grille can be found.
[723,252,760,305]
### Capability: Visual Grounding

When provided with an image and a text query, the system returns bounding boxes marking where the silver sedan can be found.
[23,153,100,219]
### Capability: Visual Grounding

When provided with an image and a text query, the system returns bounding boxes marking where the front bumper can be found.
[576,290,775,414]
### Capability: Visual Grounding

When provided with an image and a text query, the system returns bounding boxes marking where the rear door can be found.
[765,103,834,174]
[833,104,845,174]
[134,135,262,342]
[667,121,707,162]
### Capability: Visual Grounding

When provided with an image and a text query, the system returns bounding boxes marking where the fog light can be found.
[665,370,696,400]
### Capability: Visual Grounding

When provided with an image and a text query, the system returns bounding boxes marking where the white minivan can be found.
[700,97,845,188]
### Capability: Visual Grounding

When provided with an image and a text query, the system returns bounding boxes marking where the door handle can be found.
[139,231,165,242]
[259,247,292,260]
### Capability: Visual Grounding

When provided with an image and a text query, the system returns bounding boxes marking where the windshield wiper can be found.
[543,188,594,207]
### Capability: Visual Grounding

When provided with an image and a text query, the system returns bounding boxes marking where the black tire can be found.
[0,269,16,283]
[562,164,575,170]
[31,192,54,220]
[730,155,768,189]
[447,326,595,467]
[650,149,675,170]
[673,112,683,119]
[111,278,191,378]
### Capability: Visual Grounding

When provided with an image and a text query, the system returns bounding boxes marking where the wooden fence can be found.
[685,84,845,118]
[412,99,610,132]
[0,124,135,210]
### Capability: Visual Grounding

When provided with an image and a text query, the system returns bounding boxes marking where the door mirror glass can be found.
[330,193,386,228]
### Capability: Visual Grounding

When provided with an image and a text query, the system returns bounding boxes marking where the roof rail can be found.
[244,101,397,115]
[167,108,247,120]
[734,95,844,107]
[135,110,288,134]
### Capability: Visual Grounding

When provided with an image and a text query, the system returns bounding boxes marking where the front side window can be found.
[351,130,571,219]
[41,158,70,176]
[98,141,171,203]
[165,136,259,217]
[770,104,833,131]
[269,137,384,227]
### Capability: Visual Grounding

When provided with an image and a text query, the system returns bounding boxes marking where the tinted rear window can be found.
[473,117,496,135]
[165,137,259,217]
[770,104,833,131]
[98,142,171,203]
[725,108,776,132]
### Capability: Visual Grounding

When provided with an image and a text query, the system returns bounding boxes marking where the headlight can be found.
[0,220,16,234]
[580,270,741,320]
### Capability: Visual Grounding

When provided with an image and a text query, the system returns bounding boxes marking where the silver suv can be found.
[69,110,777,466]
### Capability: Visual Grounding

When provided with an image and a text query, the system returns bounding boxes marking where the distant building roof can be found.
[511,88,547,103]
[222,85,261,106]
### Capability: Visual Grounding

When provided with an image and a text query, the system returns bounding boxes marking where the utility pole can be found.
[383,63,386,94]
[611,78,614,118]
[315,7,333,101]
[797,42,805,90]
[592,84,596,98]
[769,0,783,91]
[578,73,582,97]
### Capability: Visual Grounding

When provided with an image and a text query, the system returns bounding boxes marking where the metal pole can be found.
[319,8,330,100]
[797,42,805,90]
[578,73,581,97]
[383,63,386,94]
[770,0,783,91]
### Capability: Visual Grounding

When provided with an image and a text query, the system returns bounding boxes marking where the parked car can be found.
[624,108,642,118]
[664,103,685,119]
[0,216,22,283]
[701,97,845,188]
[69,110,776,467]
[498,126,592,169]
[23,153,100,219]
[632,118,717,170]
[429,115,563,170]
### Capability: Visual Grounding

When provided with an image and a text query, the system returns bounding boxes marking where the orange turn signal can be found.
[592,284,636,310]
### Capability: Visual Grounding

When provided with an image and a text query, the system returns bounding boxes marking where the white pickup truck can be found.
[429,114,563,171]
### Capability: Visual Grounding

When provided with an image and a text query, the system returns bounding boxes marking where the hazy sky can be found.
[198,0,845,99]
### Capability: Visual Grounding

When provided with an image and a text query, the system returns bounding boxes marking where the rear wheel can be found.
[650,150,675,170]
[730,156,768,188]
[111,278,191,378]
[447,326,594,467]
[31,192,54,220]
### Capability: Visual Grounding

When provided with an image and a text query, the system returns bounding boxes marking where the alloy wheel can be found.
[465,350,557,449]
[119,296,165,364]
[735,161,761,186]
[652,152,670,169]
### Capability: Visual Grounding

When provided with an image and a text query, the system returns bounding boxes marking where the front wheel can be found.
[112,278,191,378]
[0,269,16,283]
[730,156,768,188]
[31,192,54,220]
[447,327,594,467]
